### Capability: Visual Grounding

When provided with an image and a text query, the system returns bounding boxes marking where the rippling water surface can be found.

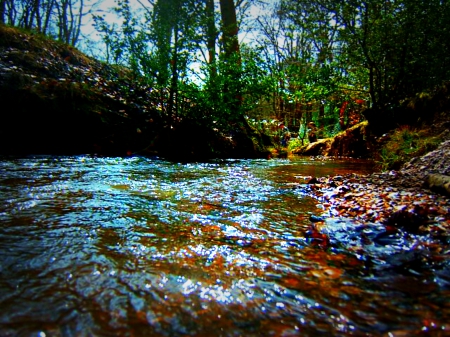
[0,156,448,336]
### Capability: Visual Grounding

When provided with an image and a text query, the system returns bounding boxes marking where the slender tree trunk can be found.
[21,0,32,29]
[0,0,5,24]
[33,0,42,32]
[206,0,216,72]
[70,0,83,46]
[318,104,324,137]
[295,98,303,144]
[6,0,17,25]
[56,0,68,43]
[42,0,55,35]
[168,21,179,120]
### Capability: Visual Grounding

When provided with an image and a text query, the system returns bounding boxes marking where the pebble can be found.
[298,141,450,232]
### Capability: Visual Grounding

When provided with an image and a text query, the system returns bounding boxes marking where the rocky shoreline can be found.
[296,139,450,251]
[287,140,450,283]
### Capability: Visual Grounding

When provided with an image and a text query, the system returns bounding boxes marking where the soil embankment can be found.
[0,25,267,160]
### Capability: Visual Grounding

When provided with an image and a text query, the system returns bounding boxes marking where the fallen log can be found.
[291,121,370,158]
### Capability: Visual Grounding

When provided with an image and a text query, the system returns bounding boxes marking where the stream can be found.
[0,155,449,336]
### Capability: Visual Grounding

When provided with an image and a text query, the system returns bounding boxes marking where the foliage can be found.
[3,0,449,158]
[251,0,370,143]
[287,137,303,151]
[334,0,450,109]
[93,1,156,82]
[173,46,274,134]
[254,0,450,138]
[92,0,273,136]
[92,0,247,131]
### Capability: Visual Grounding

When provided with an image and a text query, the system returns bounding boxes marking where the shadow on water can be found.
[0,155,448,336]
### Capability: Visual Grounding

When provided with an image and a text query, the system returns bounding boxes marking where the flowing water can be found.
[0,156,448,337]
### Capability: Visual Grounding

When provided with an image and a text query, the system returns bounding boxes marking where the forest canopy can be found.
[1,0,449,138]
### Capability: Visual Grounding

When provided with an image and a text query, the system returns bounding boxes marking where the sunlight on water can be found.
[0,155,449,336]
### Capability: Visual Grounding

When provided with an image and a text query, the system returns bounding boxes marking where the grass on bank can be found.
[377,125,442,171]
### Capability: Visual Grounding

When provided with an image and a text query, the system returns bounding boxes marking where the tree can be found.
[219,0,239,57]
[205,0,217,70]
[253,1,344,138]
[218,0,242,121]
[94,0,212,126]
[55,0,84,45]
[270,0,450,136]
[2,0,88,46]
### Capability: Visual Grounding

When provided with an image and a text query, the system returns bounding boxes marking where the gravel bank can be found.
[299,139,450,233]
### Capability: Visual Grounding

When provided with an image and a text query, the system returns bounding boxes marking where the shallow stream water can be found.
[0,156,449,336]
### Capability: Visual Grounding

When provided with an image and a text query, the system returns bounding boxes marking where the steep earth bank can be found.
[0,25,268,160]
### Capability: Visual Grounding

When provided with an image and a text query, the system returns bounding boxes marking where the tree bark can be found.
[219,0,242,118]
[219,0,240,58]
[206,0,216,69]
[0,0,5,24]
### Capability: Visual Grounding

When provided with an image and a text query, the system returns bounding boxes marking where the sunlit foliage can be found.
[3,0,449,143]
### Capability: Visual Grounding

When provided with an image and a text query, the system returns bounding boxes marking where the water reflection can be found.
[0,156,448,336]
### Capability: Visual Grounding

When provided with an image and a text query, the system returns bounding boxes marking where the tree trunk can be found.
[0,0,5,24]
[219,0,240,57]
[206,0,216,72]
[32,0,41,32]
[318,103,324,138]
[70,0,84,46]
[219,0,242,119]
[168,19,179,120]
[42,0,55,35]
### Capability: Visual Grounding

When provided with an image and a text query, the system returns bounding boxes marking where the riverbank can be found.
[295,138,450,261]
[0,25,268,160]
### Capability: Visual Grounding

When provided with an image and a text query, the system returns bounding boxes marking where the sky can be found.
[78,0,147,58]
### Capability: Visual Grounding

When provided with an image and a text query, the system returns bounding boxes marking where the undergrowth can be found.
[377,125,442,171]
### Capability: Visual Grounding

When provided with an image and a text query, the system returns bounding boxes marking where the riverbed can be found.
[0,155,449,336]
